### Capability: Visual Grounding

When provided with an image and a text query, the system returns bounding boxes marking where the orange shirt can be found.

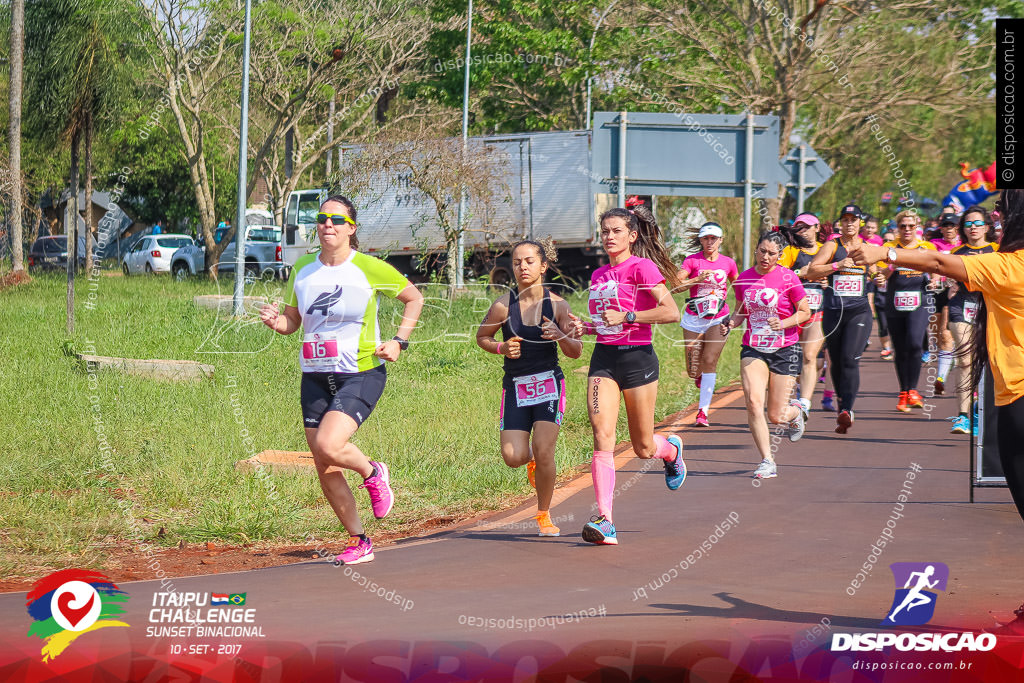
[962,250,1024,406]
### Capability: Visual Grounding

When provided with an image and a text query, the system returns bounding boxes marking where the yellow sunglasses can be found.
[316,213,355,226]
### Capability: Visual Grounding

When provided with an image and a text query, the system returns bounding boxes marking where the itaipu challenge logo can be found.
[25,569,129,662]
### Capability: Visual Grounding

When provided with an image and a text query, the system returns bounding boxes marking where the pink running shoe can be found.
[695,409,710,427]
[338,536,374,565]
[360,461,394,519]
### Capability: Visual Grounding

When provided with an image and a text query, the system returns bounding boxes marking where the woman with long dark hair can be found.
[851,190,1024,631]
[567,205,684,546]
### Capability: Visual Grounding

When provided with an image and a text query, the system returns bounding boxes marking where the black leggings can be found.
[874,295,889,338]
[823,306,873,412]
[887,307,929,392]
[998,396,1024,524]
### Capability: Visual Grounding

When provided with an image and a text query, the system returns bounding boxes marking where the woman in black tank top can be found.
[477,241,582,537]
[804,204,885,433]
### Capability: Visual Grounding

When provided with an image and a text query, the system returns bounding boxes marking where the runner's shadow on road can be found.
[627,592,961,631]
[457,531,578,544]
[457,531,644,546]
[797,433,951,448]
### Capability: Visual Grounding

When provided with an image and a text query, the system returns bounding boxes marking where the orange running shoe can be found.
[535,511,560,537]
[896,392,911,413]
[908,390,924,408]
[527,460,536,489]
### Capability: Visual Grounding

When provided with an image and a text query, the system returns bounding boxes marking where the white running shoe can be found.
[797,397,811,422]
[788,399,806,442]
[753,459,777,479]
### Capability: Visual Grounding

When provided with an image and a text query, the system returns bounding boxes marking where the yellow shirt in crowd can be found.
[963,249,1024,406]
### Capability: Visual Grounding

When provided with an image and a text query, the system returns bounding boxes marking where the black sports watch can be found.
[392,336,409,351]
[625,311,637,324]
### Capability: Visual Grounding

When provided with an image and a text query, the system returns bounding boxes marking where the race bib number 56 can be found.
[514,371,558,407]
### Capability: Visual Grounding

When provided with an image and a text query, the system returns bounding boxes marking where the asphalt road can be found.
[3,349,1023,681]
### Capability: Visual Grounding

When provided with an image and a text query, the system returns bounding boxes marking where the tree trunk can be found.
[84,108,94,272]
[8,0,24,271]
[66,128,81,335]
[446,234,459,289]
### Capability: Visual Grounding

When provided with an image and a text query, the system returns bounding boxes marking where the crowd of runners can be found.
[259,191,1018,564]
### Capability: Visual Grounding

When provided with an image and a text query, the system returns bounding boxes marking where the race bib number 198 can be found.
[893,290,921,312]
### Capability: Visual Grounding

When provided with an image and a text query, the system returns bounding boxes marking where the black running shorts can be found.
[300,365,387,428]
[499,370,566,432]
[740,343,802,376]
[588,343,659,390]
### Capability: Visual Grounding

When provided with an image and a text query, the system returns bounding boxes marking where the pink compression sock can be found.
[591,451,615,521]
[653,434,676,462]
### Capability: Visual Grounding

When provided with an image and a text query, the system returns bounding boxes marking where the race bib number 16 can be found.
[302,334,340,368]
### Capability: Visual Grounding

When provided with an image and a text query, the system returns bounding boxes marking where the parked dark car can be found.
[27,235,93,271]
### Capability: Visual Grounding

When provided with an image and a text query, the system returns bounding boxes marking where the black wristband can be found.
[392,336,409,351]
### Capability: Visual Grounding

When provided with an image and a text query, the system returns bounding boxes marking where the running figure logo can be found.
[307,285,343,316]
[883,562,949,626]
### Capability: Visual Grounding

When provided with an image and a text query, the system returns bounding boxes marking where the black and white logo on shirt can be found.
[307,285,343,316]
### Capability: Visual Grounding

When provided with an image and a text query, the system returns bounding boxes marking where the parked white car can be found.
[121,234,196,275]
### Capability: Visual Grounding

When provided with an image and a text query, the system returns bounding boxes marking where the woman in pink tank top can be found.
[567,204,684,546]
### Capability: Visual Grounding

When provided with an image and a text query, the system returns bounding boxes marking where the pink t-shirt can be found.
[589,255,666,345]
[930,237,961,253]
[679,253,738,319]
[862,234,884,246]
[732,266,807,351]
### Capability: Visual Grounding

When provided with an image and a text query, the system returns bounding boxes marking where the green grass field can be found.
[0,269,742,579]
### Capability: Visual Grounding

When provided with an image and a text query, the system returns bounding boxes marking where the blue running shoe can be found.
[663,435,687,490]
[822,394,836,412]
[922,351,933,363]
[582,515,618,545]
[951,415,970,435]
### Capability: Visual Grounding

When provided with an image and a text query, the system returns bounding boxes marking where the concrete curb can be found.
[77,354,215,381]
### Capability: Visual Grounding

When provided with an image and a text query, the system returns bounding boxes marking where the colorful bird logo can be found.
[25,569,129,662]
